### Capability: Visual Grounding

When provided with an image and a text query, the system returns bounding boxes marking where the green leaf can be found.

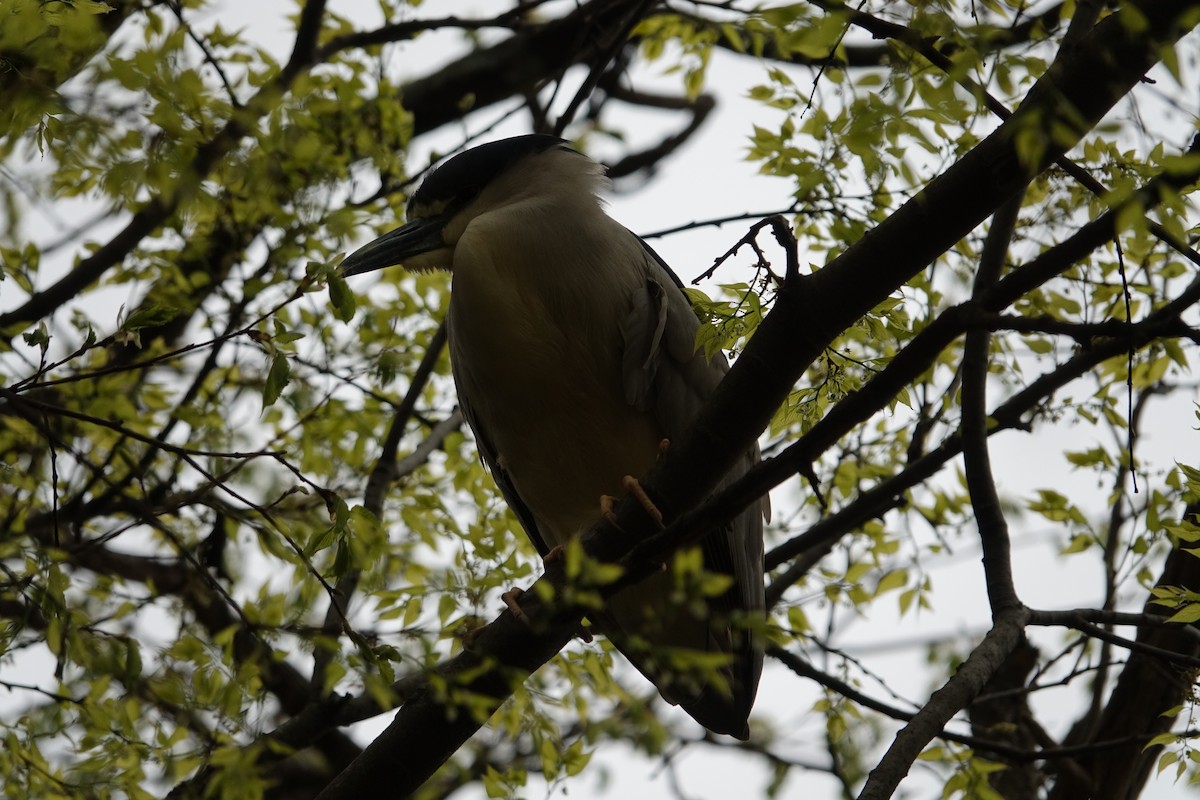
[876,568,908,596]
[563,739,592,776]
[122,638,142,683]
[328,273,357,323]
[306,525,336,558]
[482,767,506,798]
[1061,534,1092,555]
[437,593,456,626]
[1157,750,1179,774]
[1166,604,1200,624]
[1145,732,1179,750]
[22,322,49,351]
[262,353,291,407]
[123,303,178,331]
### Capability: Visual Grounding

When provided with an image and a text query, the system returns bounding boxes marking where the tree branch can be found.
[1045,517,1200,799]
[857,606,1030,800]
[311,5,1200,796]
[961,194,1024,614]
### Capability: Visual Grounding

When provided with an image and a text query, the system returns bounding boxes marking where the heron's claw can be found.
[601,479,665,529]
[461,626,484,650]
[622,475,665,529]
[600,494,622,528]
[502,585,592,642]
[501,587,529,622]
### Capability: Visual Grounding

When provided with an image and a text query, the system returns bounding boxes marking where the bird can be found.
[339,134,765,739]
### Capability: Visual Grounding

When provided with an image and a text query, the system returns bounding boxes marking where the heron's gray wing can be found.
[622,237,764,616]
[619,233,766,737]
[449,311,551,559]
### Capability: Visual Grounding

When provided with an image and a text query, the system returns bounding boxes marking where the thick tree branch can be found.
[311,5,1200,797]
[648,2,1200,543]
[1045,524,1200,799]
[1029,611,1200,669]
[966,636,1048,796]
[698,2,1069,69]
[856,191,1029,800]
[759,136,1200,580]
[385,0,654,137]
[857,606,1030,800]
[961,194,1024,614]
[811,1,1200,268]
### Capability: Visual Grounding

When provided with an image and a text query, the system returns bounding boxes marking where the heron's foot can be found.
[622,474,665,529]
[601,481,666,529]
[460,619,489,650]
[600,493,622,528]
[543,544,567,565]
[501,585,593,642]
[501,587,529,623]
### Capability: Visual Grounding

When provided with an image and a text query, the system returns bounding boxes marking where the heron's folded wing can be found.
[449,310,551,558]
[617,234,767,736]
[621,236,765,612]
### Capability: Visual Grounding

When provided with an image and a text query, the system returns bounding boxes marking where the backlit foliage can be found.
[2,2,1200,799]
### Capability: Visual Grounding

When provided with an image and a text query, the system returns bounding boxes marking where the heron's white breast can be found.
[448,204,662,544]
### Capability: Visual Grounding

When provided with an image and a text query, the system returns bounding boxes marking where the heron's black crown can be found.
[412,134,573,215]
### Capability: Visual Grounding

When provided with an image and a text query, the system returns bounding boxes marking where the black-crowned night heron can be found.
[340,135,765,738]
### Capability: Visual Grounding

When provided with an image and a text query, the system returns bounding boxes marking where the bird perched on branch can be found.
[340,135,765,739]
